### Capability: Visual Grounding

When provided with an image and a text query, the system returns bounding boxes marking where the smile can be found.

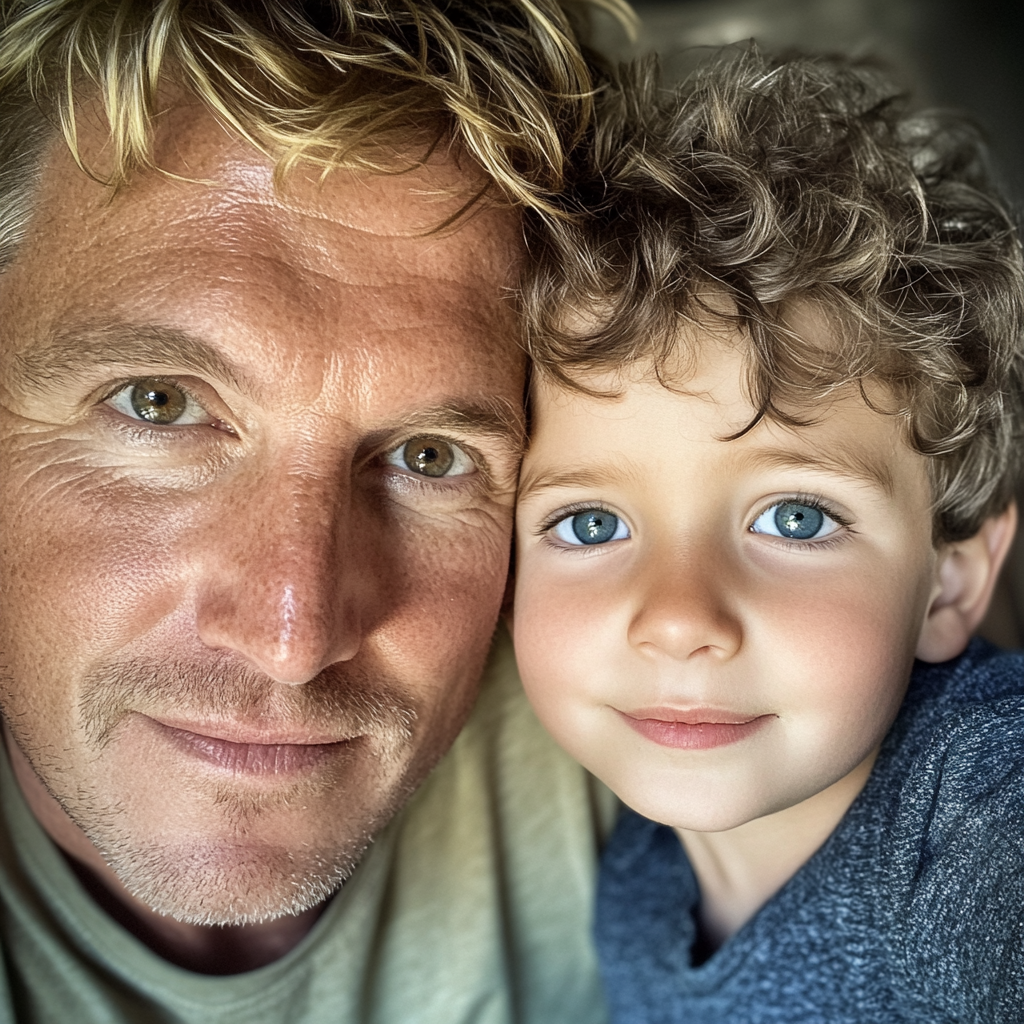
[617,707,774,750]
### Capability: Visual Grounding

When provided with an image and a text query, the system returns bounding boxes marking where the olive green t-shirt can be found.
[0,629,616,1023]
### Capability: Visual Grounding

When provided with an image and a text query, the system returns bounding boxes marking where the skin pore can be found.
[513,324,1014,952]
[0,102,526,973]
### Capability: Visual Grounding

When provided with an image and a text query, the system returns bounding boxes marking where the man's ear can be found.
[916,502,1018,663]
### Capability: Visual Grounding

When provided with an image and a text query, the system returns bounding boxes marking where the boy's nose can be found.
[626,550,742,662]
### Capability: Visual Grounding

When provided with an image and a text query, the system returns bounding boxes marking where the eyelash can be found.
[533,495,853,548]
[750,492,854,549]
[102,379,255,455]
[378,436,489,488]
[535,501,622,537]
[99,376,201,408]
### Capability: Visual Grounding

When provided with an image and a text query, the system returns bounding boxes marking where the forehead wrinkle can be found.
[11,320,262,400]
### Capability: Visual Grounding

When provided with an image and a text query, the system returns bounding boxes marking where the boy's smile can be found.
[513,324,943,834]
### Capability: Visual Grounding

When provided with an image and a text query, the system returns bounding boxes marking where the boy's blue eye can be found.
[751,501,839,541]
[552,510,631,546]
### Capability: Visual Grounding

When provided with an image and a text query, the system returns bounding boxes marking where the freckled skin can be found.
[0,107,525,969]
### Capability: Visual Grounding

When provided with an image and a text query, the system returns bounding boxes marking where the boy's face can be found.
[513,327,943,831]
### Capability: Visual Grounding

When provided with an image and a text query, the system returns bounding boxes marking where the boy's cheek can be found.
[513,545,933,829]
[512,570,613,727]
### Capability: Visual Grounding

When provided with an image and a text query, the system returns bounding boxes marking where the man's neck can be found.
[4,727,327,974]
[676,747,880,956]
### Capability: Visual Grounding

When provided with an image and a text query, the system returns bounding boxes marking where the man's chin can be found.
[49,707,424,923]
[96,834,369,926]
[59,749,418,926]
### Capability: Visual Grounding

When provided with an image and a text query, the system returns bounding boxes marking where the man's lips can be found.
[617,707,774,750]
[143,716,360,775]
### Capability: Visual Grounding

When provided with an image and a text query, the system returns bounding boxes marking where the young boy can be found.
[512,51,1024,1021]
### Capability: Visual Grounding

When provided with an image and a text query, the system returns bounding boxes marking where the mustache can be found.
[77,655,418,749]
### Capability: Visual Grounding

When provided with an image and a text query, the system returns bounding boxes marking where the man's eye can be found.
[105,379,211,426]
[750,501,840,541]
[386,436,475,478]
[551,509,630,546]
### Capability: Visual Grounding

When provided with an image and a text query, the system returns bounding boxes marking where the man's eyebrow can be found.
[745,447,896,495]
[386,399,526,452]
[11,322,255,397]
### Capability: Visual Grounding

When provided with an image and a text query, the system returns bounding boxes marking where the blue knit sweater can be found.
[595,640,1024,1023]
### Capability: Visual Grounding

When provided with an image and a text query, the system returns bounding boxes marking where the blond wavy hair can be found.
[0,0,635,266]
[522,50,1024,542]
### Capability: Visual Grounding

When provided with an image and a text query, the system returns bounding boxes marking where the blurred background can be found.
[595,0,1024,646]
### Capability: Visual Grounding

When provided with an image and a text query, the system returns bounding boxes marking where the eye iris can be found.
[571,511,619,545]
[130,380,188,424]
[404,437,455,478]
[774,502,824,540]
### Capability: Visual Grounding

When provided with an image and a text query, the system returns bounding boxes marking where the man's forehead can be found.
[0,100,525,413]
[30,97,520,270]
[7,99,521,317]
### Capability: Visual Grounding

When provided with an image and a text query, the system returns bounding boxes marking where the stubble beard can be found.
[3,655,431,926]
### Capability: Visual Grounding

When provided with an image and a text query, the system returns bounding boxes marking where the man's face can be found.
[513,326,940,833]
[0,108,525,923]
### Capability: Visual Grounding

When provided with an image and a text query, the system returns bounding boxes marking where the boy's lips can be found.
[617,707,774,750]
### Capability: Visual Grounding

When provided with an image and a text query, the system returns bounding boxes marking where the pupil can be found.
[774,502,823,540]
[572,511,619,545]
[403,437,454,478]
[130,379,187,424]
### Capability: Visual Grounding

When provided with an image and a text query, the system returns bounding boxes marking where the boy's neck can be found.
[676,746,880,953]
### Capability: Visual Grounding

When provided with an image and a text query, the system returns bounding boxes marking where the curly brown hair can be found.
[521,49,1024,542]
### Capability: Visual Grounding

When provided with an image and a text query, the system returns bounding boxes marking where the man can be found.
[0,2,625,1020]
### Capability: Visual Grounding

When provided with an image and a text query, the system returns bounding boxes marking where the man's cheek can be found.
[0,466,197,680]
[378,510,511,683]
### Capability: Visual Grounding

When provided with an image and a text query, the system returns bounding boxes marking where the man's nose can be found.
[626,544,742,663]
[194,463,372,684]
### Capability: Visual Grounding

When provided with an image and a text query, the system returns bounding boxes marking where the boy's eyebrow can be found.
[518,450,895,501]
[744,448,896,495]
[518,465,628,499]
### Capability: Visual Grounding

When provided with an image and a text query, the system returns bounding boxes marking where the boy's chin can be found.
[608,778,775,834]
[633,803,772,835]
[607,766,828,835]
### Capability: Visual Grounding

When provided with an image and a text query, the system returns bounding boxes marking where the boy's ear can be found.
[916,502,1018,663]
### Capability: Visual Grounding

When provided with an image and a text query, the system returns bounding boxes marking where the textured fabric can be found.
[0,627,618,1024]
[596,639,1024,1024]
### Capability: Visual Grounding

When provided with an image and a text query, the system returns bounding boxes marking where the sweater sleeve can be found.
[887,697,1024,1023]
